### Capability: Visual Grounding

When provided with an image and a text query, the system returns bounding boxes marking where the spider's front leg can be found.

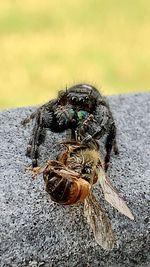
[27,108,53,167]
[104,121,119,170]
[93,103,119,170]
[76,113,98,148]
[22,100,57,166]
[21,110,39,125]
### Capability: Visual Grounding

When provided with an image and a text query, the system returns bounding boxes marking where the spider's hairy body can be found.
[22,83,118,167]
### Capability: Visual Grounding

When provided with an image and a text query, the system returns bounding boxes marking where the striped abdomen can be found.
[43,161,91,205]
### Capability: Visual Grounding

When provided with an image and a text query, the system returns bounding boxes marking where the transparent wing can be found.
[84,193,116,250]
[98,167,134,220]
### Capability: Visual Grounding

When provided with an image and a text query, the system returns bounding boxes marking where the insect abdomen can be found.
[43,171,90,205]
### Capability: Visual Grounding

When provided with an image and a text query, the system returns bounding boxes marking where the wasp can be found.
[32,140,134,250]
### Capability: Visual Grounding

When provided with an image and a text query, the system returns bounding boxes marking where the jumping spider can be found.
[22,83,118,168]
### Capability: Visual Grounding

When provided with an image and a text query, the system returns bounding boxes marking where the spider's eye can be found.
[71,96,78,103]
[79,97,85,103]
[85,96,89,101]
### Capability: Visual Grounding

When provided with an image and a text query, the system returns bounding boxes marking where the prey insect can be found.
[32,140,134,250]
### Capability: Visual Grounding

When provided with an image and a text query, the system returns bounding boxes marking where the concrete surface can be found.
[0,93,150,267]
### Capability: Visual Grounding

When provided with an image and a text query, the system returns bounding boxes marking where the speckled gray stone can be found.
[0,93,150,267]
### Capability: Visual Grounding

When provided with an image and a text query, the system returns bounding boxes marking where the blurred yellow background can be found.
[0,0,150,109]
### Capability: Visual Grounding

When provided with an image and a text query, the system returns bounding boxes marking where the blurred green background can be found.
[0,0,150,109]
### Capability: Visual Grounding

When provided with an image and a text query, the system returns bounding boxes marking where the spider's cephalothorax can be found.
[22,84,118,167]
[60,84,100,112]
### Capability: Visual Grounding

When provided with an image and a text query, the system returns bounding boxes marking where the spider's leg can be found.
[65,129,74,141]
[21,110,39,125]
[25,100,58,166]
[21,99,57,125]
[65,128,77,141]
[76,114,95,142]
[104,121,118,171]
[112,134,119,155]
[90,102,118,170]
[27,109,47,167]
[71,129,77,140]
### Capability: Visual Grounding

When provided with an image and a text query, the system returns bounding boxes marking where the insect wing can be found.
[84,193,116,250]
[98,167,134,220]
